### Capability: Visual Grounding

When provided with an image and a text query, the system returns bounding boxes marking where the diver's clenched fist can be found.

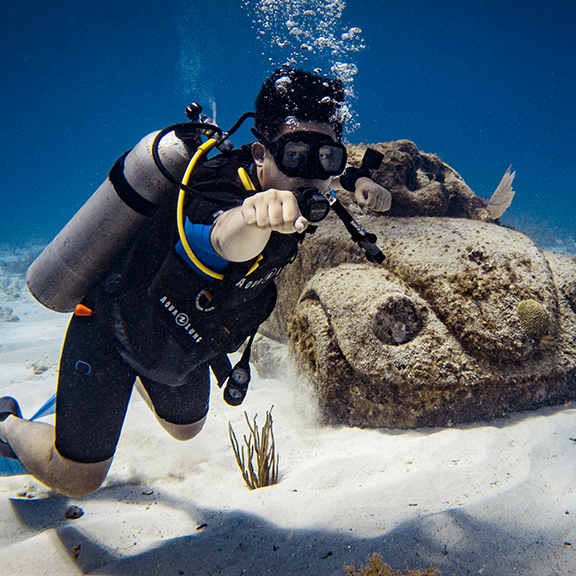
[241,189,309,234]
[354,177,392,213]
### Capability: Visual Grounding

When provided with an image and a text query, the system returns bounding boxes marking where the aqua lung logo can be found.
[234,266,286,290]
[159,296,202,343]
[175,313,189,326]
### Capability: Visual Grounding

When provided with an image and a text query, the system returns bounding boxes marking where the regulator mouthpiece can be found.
[295,187,330,223]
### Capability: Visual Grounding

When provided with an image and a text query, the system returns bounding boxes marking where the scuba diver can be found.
[0,68,391,497]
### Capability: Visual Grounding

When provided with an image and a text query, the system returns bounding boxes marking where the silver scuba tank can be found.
[26,130,192,313]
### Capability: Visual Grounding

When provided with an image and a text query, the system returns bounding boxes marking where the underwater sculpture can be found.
[260,141,576,428]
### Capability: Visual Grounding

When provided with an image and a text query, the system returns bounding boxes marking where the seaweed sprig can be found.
[229,407,279,490]
[344,553,440,576]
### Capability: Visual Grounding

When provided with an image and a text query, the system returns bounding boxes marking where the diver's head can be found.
[252,69,347,192]
[253,68,346,142]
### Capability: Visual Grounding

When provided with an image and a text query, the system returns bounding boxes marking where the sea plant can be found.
[228,407,279,489]
[343,553,440,576]
[486,165,516,219]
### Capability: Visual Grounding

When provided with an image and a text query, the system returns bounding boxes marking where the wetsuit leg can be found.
[139,363,210,426]
[55,313,137,464]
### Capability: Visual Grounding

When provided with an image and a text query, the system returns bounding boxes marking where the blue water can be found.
[1,0,575,247]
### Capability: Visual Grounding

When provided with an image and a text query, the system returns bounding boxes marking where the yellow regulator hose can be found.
[177,142,263,281]
[177,138,225,280]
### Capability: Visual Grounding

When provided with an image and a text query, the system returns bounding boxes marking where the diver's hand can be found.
[241,189,309,234]
[354,177,392,213]
[211,190,308,262]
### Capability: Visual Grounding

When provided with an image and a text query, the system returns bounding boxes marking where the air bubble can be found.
[274,75,293,93]
[284,116,301,128]
[243,0,365,133]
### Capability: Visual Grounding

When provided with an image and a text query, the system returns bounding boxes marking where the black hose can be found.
[151,112,255,194]
[151,122,222,188]
[224,111,255,138]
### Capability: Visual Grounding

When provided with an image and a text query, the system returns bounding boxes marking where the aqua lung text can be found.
[159,296,203,343]
[234,266,286,289]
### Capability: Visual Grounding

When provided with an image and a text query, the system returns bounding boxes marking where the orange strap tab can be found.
[74,304,93,317]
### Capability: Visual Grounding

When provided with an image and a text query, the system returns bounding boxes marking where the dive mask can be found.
[265,131,347,180]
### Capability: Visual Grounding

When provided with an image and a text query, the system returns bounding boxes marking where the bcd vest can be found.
[94,147,303,377]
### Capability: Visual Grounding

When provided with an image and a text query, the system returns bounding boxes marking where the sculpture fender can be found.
[26,131,192,313]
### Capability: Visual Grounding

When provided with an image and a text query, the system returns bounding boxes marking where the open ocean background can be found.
[1,0,575,252]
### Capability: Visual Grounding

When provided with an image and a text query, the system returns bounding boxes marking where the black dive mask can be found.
[265,131,347,180]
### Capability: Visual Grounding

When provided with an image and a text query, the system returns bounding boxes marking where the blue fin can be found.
[30,393,56,421]
[0,458,27,476]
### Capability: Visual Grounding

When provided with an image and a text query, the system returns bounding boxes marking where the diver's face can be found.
[253,121,339,194]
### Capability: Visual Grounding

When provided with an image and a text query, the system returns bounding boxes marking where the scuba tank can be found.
[26,105,217,313]
[26,131,192,312]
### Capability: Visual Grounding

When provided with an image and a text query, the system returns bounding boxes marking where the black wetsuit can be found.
[55,146,302,463]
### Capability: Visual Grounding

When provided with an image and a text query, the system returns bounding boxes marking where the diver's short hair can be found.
[254,68,346,141]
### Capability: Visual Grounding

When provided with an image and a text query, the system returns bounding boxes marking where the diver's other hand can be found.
[241,189,309,234]
[354,177,392,213]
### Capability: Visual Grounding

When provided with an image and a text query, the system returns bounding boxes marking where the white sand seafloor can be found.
[1,259,576,575]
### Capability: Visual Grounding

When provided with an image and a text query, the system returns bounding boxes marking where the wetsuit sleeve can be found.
[175,218,229,280]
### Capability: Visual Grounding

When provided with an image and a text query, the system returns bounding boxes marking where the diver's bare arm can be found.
[211,189,308,262]
[210,206,271,262]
